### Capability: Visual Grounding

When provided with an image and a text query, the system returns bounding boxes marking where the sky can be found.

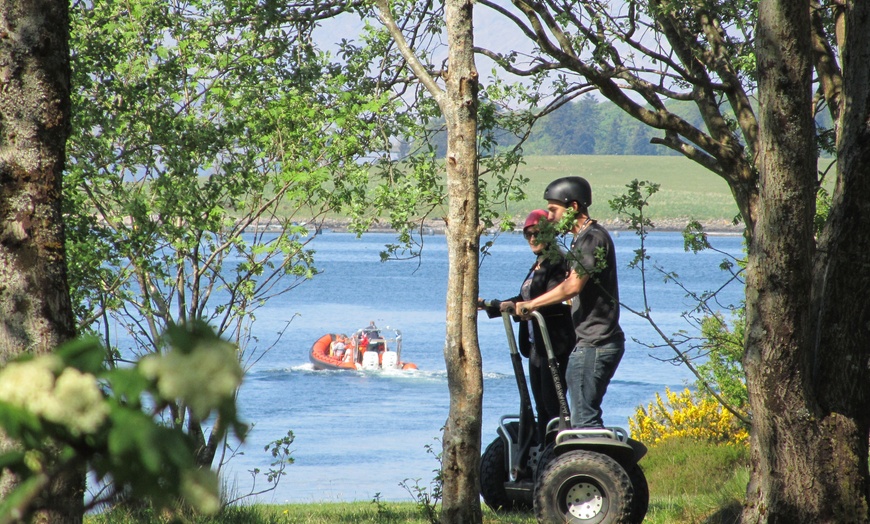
[312,4,540,86]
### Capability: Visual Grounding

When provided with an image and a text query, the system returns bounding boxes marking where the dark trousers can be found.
[566,343,624,428]
[529,346,571,442]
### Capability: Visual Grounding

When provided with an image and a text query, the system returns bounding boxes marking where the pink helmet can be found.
[523,209,549,230]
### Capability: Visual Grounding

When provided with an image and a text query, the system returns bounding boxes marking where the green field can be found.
[495,155,739,225]
[278,155,746,230]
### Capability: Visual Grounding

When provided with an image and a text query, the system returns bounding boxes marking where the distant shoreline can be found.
[269,217,745,235]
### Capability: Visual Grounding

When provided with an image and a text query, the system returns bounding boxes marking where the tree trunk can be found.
[372,1,483,519]
[808,0,870,519]
[0,0,82,521]
[439,1,483,522]
[744,1,870,521]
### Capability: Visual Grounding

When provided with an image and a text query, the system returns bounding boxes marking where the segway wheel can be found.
[626,464,649,524]
[534,442,556,485]
[480,436,530,511]
[534,450,633,524]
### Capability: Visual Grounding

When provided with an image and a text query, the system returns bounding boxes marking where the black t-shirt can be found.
[569,222,625,346]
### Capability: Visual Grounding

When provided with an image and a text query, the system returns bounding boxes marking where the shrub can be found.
[629,387,749,446]
[695,311,748,415]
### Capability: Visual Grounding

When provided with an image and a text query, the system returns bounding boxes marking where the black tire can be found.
[534,442,556,485]
[480,436,530,511]
[626,464,649,523]
[534,450,633,524]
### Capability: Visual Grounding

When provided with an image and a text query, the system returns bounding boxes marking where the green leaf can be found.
[0,451,26,471]
[54,337,107,374]
[107,409,163,474]
[0,402,45,448]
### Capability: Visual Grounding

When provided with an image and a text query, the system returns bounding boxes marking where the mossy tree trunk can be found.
[743,1,870,521]
[0,0,82,521]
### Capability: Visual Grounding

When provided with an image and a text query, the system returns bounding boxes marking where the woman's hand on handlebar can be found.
[498,301,515,313]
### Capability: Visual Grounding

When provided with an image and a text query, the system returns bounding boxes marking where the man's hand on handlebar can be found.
[514,301,535,319]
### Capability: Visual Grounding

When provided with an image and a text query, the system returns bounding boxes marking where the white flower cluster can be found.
[0,355,109,436]
[139,339,243,420]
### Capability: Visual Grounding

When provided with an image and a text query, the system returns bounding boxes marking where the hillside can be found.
[497,155,739,224]
[304,155,745,235]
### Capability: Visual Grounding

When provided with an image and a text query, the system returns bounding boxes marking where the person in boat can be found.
[331,334,348,360]
[342,342,355,363]
[481,209,575,442]
[356,331,369,364]
[361,322,385,353]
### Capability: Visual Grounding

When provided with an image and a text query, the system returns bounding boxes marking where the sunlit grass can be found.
[86,436,749,524]
[273,155,742,226]
[641,437,749,523]
[504,155,738,222]
[85,501,538,524]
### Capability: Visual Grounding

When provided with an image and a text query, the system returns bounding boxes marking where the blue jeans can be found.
[566,343,624,428]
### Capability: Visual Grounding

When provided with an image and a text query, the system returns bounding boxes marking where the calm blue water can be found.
[226,230,745,503]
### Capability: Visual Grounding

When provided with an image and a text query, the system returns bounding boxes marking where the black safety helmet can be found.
[543,176,592,208]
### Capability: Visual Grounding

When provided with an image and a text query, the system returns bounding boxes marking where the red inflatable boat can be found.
[309,322,418,371]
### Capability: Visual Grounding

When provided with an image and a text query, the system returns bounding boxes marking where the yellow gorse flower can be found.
[629,387,748,446]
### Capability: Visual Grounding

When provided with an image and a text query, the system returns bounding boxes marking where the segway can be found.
[478,299,554,510]
[479,300,649,523]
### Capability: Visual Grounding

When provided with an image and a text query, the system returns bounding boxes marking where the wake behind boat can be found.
[309,322,418,371]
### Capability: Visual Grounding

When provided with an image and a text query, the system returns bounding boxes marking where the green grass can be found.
[276,155,741,228]
[499,155,739,223]
[641,438,749,524]
[86,437,748,524]
[486,154,832,224]
[85,502,537,524]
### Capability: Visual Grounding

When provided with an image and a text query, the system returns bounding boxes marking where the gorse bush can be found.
[629,387,749,446]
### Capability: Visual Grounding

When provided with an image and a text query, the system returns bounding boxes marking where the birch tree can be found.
[376,1,484,522]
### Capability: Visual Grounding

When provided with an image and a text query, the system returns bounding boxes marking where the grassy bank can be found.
[86,437,749,524]
[301,155,743,233]
[498,155,739,225]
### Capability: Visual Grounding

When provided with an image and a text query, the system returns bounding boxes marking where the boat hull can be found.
[309,333,417,371]
[309,334,358,370]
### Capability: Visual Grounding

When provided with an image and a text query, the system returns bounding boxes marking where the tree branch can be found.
[810,0,843,124]
[375,0,444,105]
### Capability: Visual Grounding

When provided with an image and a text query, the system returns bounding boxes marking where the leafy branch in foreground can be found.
[0,321,244,521]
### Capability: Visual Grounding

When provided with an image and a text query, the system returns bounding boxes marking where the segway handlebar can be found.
[479,299,523,359]
[481,299,571,433]
[501,304,559,363]
[478,299,557,363]
[478,298,501,309]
